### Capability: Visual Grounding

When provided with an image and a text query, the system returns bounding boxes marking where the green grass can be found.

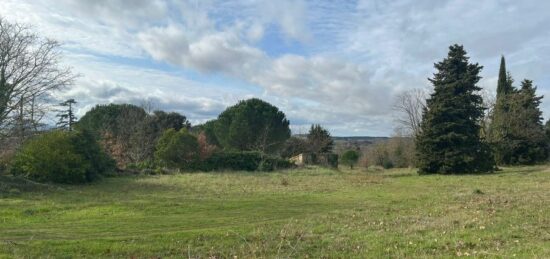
[1,166,549,258]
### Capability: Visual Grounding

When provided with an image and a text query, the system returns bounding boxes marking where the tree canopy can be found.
[213,98,290,154]
[307,124,334,154]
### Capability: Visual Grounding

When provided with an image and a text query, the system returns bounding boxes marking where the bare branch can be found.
[393,88,427,137]
[0,18,75,137]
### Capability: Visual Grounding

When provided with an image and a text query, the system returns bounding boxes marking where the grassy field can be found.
[1,166,549,258]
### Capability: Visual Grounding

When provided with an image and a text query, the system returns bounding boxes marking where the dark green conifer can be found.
[416,44,494,174]
[500,79,548,164]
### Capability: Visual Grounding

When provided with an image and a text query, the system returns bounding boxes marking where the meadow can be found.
[1,166,549,258]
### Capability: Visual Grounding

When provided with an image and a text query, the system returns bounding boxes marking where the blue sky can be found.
[1,0,550,136]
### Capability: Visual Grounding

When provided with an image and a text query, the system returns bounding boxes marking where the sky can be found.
[1,0,549,136]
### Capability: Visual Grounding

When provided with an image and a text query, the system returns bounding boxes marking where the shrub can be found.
[363,137,415,169]
[341,150,360,169]
[258,156,294,172]
[154,129,200,169]
[11,130,115,184]
[0,149,16,175]
[201,151,262,171]
[199,151,294,172]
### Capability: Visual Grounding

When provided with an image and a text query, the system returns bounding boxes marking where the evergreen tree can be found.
[488,57,515,145]
[307,124,334,154]
[214,98,290,154]
[500,79,548,164]
[56,99,77,131]
[488,56,548,164]
[416,44,494,174]
[341,150,360,169]
[496,56,514,96]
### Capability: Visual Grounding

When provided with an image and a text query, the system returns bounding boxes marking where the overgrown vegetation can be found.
[10,130,114,183]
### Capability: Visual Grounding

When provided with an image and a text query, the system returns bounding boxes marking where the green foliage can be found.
[154,129,199,169]
[307,124,334,154]
[489,57,548,165]
[492,79,548,164]
[496,56,514,96]
[10,130,114,184]
[213,98,290,154]
[341,150,360,169]
[131,110,191,162]
[416,44,495,174]
[201,151,262,171]
[56,99,77,131]
[77,103,147,137]
[77,104,147,167]
[199,151,293,172]
[77,104,191,167]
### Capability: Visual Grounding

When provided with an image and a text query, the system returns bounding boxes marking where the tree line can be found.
[393,45,549,174]
[0,18,338,183]
[2,18,549,183]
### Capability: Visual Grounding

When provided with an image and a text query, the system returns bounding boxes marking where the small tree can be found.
[341,150,360,169]
[307,124,333,154]
[56,99,77,131]
[154,128,199,169]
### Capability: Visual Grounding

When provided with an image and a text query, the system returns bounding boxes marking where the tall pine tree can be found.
[416,45,494,174]
[56,99,77,131]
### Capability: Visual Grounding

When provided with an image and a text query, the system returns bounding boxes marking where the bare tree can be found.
[0,18,74,137]
[479,88,496,139]
[393,88,427,137]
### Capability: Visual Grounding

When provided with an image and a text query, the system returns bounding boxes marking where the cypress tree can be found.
[488,56,516,163]
[496,56,513,96]
[416,44,494,174]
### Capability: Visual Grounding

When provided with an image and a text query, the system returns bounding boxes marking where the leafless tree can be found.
[0,18,74,138]
[479,89,496,138]
[393,88,427,137]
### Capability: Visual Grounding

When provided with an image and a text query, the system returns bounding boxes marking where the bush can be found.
[154,129,200,169]
[258,156,295,172]
[0,149,15,175]
[10,130,115,184]
[341,150,360,169]
[363,137,415,169]
[201,151,262,171]
[199,151,294,172]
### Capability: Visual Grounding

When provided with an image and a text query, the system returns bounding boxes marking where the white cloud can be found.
[2,0,550,136]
